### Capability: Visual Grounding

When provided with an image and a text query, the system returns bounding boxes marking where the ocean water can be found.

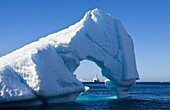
[1,82,170,110]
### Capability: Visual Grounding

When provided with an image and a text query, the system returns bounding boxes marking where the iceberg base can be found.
[45,92,81,104]
[105,79,136,98]
[0,98,43,108]
[0,92,81,107]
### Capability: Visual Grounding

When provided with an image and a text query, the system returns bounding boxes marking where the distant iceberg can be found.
[0,8,139,107]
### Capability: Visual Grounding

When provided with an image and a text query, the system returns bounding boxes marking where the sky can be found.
[0,0,170,82]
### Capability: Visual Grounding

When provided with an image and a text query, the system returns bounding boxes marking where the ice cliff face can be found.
[0,9,139,106]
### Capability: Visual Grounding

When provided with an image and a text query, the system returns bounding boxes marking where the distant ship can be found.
[92,75,100,83]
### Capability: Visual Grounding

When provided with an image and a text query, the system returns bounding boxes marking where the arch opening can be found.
[73,60,106,82]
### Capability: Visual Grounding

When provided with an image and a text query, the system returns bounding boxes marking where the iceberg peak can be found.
[81,8,116,24]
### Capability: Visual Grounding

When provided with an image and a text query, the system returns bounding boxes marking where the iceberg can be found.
[0,9,139,106]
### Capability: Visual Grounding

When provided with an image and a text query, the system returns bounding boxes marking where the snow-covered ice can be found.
[0,8,139,106]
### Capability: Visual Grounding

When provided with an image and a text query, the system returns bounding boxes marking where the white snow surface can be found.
[0,9,139,103]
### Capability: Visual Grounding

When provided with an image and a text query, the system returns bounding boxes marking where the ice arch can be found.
[74,60,105,82]
[0,9,139,106]
[60,52,136,98]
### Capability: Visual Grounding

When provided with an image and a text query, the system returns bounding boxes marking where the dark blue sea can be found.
[1,82,170,110]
